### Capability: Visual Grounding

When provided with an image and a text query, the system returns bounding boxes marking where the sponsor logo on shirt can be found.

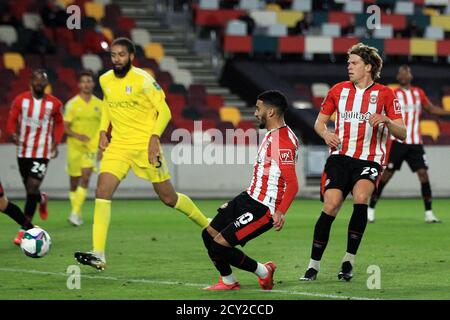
[279,149,294,164]
[394,99,402,114]
[108,101,138,109]
[125,86,132,94]
[340,111,372,122]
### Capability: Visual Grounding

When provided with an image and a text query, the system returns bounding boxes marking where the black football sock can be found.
[369,180,387,209]
[311,212,335,261]
[421,182,432,211]
[347,204,368,255]
[2,202,34,230]
[210,241,257,273]
[202,230,233,276]
[24,193,41,223]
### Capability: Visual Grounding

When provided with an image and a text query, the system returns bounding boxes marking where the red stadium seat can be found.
[194,8,245,26]
[223,36,252,53]
[333,37,359,54]
[237,120,255,131]
[329,12,355,28]
[437,40,450,56]
[381,14,407,31]
[206,95,224,110]
[278,36,305,54]
[117,17,136,32]
[384,39,410,55]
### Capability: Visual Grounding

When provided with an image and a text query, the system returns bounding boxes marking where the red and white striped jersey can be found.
[247,126,299,215]
[7,91,64,159]
[393,86,429,145]
[321,81,403,165]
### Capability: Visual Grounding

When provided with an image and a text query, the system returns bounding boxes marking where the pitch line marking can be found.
[0,267,377,300]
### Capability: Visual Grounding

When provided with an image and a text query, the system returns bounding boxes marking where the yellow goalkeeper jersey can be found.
[99,66,172,150]
[64,94,103,152]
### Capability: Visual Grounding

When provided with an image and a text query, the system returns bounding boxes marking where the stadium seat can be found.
[226,20,247,36]
[159,56,178,74]
[253,36,278,53]
[420,120,440,141]
[278,36,305,54]
[305,36,332,54]
[321,23,341,37]
[276,11,304,28]
[85,2,105,21]
[394,1,415,15]
[438,121,450,136]
[431,15,450,32]
[424,26,444,40]
[131,28,152,48]
[333,37,359,54]
[173,69,193,88]
[23,13,42,30]
[267,24,288,37]
[384,39,410,55]
[102,27,114,41]
[206,95,224,111]
[266,3,281,11]
[0,26,18,46]
[344,0,363,14]
[239,0,262,10]
[373,25,393,39]
[3,53,25,74]
[292,0,312,11]
[442,96,450,111]
[223,36,252,53]
[144,43,164,62]
[312,83,330,97]
[58,0,75,6]
[199,0,219,9]
[81,54,103,74]
[219,107,241,127]
[117,16,136,32]
[410,38,437,56]
[250,11,277,27]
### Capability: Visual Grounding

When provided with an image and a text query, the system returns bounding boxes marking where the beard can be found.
[33,87,45,98]
[258,117,266,129]
[113,59,132,78]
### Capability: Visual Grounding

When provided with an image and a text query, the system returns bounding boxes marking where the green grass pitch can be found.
[0,198,448,300]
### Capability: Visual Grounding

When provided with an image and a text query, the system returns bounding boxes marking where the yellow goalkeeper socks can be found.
[73,186,87,217]
[174,193,209,228]
[92,198,111,258]
[69,191,76,213]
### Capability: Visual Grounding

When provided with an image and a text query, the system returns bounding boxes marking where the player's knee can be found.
[323,198,341,215]
[80,177,90,188]
[159,193,177,207]
[417,169,428,182]
[25,183,40,194]
[0,197,8,212]
[95,185,112,200]
[210,239,230,256]
[353,193,370,204]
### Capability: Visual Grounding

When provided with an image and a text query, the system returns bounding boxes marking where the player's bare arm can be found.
[314,113,341,148]
[148,134,160,166]
[99,130,109,151]
[369,115,406,140]
[423,101,450,116]
[64,121,90,142]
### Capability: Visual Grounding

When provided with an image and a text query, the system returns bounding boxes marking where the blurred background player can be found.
[203,90,299,291]
[6,69,64,245]
[299,43,406,282]
[74,37,209,270]
[0,129,35,233]
[64,70,103,227]
[368,65,450,223]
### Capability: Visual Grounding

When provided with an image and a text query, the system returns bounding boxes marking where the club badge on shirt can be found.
[394,99,402,114]
[126,86,132,94]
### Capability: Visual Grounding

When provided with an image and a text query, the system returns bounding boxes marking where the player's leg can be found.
[368,168,395,222]
[69,167,93,226]
[152,180,209,228]
[0,184,34,230]
[23,176,43,224]
[368,141,405,222]
[300,155,347,281]
[416,168,440,223]
[75,172,121,270]
[67,146,82,224]
[338,176,377,282]
[300,188,343,281]
[408,146,440,223]
[206,197,275,290]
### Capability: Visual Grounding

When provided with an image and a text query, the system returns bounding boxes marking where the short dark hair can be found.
[78,69,94,81]
[348,42,383,80]
[32,69,48,79]
[257,90,289,115]
[111,37,136,55]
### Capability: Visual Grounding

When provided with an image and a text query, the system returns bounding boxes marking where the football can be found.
[20,227,52,258]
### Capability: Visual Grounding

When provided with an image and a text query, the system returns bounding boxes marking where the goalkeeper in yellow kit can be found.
[65,70,103,226]
[74,38,209,270]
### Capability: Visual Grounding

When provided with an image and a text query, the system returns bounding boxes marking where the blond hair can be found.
[348,43,383,80]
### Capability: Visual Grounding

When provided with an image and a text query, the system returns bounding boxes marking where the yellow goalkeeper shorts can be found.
[67,146,97,177]
[99,147,171,183]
